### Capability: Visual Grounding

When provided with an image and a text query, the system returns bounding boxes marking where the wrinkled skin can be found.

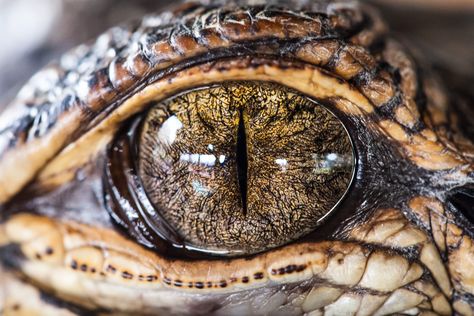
[1,0,474,315]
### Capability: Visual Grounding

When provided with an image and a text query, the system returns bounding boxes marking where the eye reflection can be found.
[131,82,355,255]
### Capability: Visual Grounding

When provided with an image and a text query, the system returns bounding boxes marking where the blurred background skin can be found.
[0,0,473,109]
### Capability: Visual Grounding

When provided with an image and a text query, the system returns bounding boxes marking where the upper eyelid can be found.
[0,3,404,203]
[22,61,371,192]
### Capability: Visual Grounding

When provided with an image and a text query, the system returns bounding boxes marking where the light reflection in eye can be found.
[312,153,353,173]
[275,158,288,171]
[157,115,183,145]
[180,153,217,166]
[273,154,353,173]
[192,180,212,196]
[178,153,227,166]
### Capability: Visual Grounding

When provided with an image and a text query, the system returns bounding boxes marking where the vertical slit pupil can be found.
[236,108,248,216]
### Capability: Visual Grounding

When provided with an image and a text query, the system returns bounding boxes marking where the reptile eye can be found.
[105,81,355,256]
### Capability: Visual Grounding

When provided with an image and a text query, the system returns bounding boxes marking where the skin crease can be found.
[0,0,473,315]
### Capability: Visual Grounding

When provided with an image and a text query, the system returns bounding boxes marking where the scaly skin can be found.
[0,0,473,315]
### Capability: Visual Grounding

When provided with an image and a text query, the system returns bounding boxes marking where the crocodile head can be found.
[1,0,473,315]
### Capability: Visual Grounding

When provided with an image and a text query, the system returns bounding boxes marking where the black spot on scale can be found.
[253,272,264,280]
[80,264,88,272]
[448,184,474,225]
[195,282,205,289]
[242,276,249,283]
[59,94,75,113]
[106,265,116,273]
[163,277,172,285]
[122,271,133,280]
[375,93,403,117]
[147,275,158,282]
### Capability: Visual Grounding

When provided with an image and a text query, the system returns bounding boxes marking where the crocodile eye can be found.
[105,81,355,256]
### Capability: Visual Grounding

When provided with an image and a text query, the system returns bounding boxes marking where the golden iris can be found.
[137,81,354,255]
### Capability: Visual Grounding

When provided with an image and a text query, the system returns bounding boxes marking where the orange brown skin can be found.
[0,0,473,315]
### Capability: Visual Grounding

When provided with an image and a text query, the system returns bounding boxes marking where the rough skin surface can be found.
[0,0,473,315]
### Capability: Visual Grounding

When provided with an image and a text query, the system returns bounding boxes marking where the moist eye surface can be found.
[136,81,355,255]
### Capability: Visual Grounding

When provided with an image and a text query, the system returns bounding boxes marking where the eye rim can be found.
[12,56,375,200]
[103,80,358,259]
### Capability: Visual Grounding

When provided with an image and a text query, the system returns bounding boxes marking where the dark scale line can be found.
[236,107,249,216]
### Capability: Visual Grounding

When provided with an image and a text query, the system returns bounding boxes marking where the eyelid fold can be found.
[29,60,373,195]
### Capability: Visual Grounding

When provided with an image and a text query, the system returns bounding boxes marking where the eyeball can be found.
[105,81,355,256]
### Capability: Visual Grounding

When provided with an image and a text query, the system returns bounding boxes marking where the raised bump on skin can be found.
[4,214,431,294]
[3,208,459,315]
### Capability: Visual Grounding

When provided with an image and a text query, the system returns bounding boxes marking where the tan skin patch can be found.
[2,212,454,314]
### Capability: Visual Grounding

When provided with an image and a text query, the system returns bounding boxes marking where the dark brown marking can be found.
[106,265,117,273]
[147,275,157,282]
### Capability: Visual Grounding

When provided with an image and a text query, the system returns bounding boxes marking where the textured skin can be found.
[0,0,473,315]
